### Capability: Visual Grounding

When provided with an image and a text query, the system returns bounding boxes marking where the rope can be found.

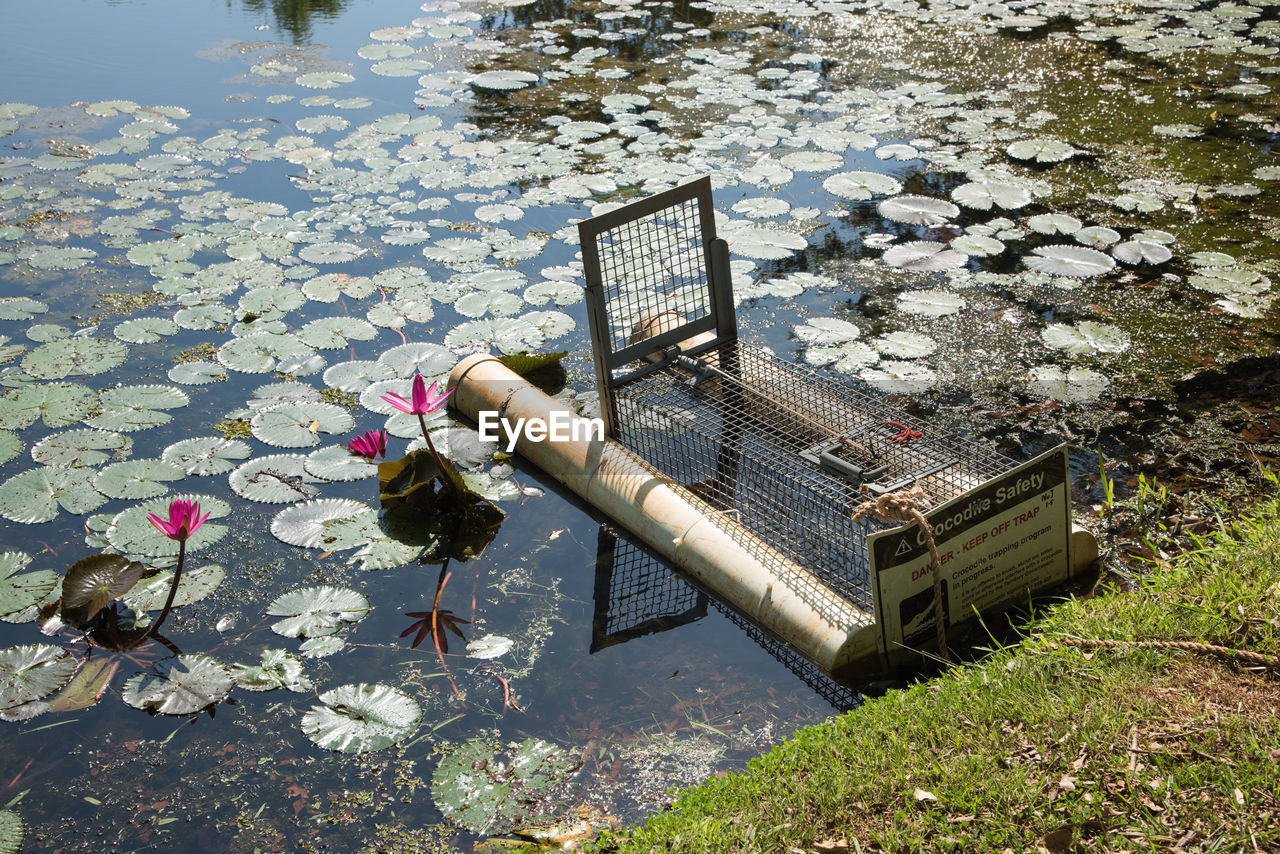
[1056,637,1280,668]
[851,486,948,662]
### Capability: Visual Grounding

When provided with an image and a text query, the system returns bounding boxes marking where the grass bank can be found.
[593,491,1280,853]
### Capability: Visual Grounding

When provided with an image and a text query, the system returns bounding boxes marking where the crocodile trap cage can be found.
[577,177,1080,671]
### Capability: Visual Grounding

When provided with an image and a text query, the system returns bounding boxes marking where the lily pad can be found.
[0,552,56,623]
[31,429,130,468]
[121,654,233,715]
[161,437,251,475]
[61,553,145,626]
[322,360,397,392]
[432,737,578,834]
[92,459,185,500]
[301,683,421,754]
[728,227,808,260]
[822,171,902,200]
[267,585,370,638]
[860,361,938,394]
[121,563,225,612]
[304,445,379,482]
[882,241,968,272]
[270,498,376,549]
[85,384,189,433]
[228,454,322,504]
[877,195,959,226]
[1112,240,1172,266]
[0,383,97,430]
[951,181,1033,211]
[1023,245,1115,277]
[898,290,966,317]
[467,634,514,659]
[230,649,312,693]
[1005,137,1077,162]
[0,645,77,711]
[250,402,354,449]
[0,467,107,523]
[1029,365,1109,402]
[22,337,127,380]
[106,493,230,558]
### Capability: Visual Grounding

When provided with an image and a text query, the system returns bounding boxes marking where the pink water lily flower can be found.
[381,374,452,416]
[147,498,210,543]
[346,429,388,460]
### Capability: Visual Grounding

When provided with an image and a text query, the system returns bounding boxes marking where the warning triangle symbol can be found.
[894,538,913,557]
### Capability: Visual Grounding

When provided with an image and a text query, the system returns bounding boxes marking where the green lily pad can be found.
[0,645,77,711]
[61,553,145,626]
[0,431,18,466]
[161,437,251,475]
[168,361,228,385]
[1029,365,1109,402]
[114,317,177,344]
[105,493,230,558]
[270,498,376,549]
[0,809,23,854]
[92,458,185,499]
[22,337,127,380]
[302,683,421,754]
[230,649,312,693]
[298,317,378,350]
[121,654,233,715]
[121,563,225,612]
[0,552,56,623]
[1042,322,1130,355]
[250,402,354,448]
[228,454,323,503]
[898,290,966,317]
[0,383,97,430]
[0,466,107,523]
[0,298,47,321]
[432,737,578,834]
[304,445,379,481]
[466,634,514,659]
[1024,245,1115,277]
[31,429,130,468]
[85,384,189,433]
[267,585,370,638]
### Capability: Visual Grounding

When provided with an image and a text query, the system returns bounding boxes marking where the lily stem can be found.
[417,412,451,487]
[147,537,185,640]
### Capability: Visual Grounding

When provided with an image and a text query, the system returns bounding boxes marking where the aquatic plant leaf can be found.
[794,317,860,345]
[821,171,902,200]
[92,458,185,499]
[897,290,966,317]
[432,737,578,834]
[0,552,56,623]
[804,341,878,373]
[1024,245,1115,277]
[229,454,321,503]
[467,634,514,659]
[877,195,959,226]
[444,317,544,355]
[62,554,145,625]
[0,431,17,466]
[1112,240,1172,265]
[301,683,421,754]
[43,656,118,714]
[1029,366,1109,402]
[728,227,808,260]
[248,381,322,411]
[302,273,375,303]
[860,361,937,394]
[121,654,233,715]
[951,181,1033,211]
[106,493,230,558]
[470,70,539,90]
[949,234,1004,257]
[174,304,232,331]
[1113,192,1163,213]
[882,241,968,272]
[0,467,107,523]
[0,645,76,711]
[299,636,344,658]
[250,402,354,448]
[31,429,129,468]
[267,585,370,638]
[1005,137,1077,162]
[304,445,378,482]
[298,317,377,350]
[298,241,366,264]
[239,285,306,319]
[872,332,938,359]
[1026,213,1081,236]
[322,359,396,392]
[271,498,376,549]
[22,337,127,380]
[296,71,355,89]
[230,649,312,693]
[121,563,224,612]
[161,437,251,475]
[1187,269,1271,297]
[1072,226,1121,248]
[23,246,97,271]
[1042,322,1132,355]
[113,317,177,344]
[0,298,47,321]
[0,809,20,854]
[421,427,491,468]
[0,383,97,430]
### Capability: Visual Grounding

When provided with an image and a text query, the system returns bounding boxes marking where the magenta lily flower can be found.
[346,429,388,460]
[147,498,210,543]
[143,498,209,641]
[381,374,452,416]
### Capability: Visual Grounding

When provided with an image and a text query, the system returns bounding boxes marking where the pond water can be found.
[1,0,1278,848]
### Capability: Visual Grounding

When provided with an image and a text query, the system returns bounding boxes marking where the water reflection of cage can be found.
[590,523,860,710]
[580,177,1013,620]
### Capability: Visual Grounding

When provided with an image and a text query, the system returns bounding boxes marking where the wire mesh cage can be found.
[579,177,1015,621]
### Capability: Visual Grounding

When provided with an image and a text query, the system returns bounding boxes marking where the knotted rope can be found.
[851,486,948,662]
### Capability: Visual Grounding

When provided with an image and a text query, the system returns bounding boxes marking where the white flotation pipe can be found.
[448,354,883,675]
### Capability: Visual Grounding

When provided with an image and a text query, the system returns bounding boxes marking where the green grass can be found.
[592,492,1280,853]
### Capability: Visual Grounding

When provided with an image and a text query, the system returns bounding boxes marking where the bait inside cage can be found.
[580,177,1015,628]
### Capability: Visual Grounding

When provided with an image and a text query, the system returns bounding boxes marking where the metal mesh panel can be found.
[614,341,1012,612]
[591,525,707,652]
[593,197,711,356]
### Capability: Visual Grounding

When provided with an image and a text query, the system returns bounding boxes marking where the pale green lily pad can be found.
[168,361,228,385]
[270,498,376,549]
[898,290,966,317]
[268,585,370,638]
[105,493,230,558]
[302,273,375,302]
[299,636,345,658]
[0,467,107,523]
[0,552,56,623]
[302,683,420,754]
[304,445,379,481]
[860,361,938,394]
[794,317,860,345]
[822,171,902,200]
[0,645,77,711]
[1042,322,1130,355]
[728,227,808,260]
[31,429,129,468]
[347,535,424,571]
[951,181,1033,211]
[873,331,938,359]
[322,360,396,392]
[444,317,544,355]
[93,458,185,499]
[883,241,968,272]
[121,654,233,715]
[1026,213,1082,236]
[230,649,312,693]
[161,437,251,475]
[1006,137,1077,162]
[228,454,321,504]
[0,383,97,430]
[298,242,366,264]
[1112,240,1173,265]
[298,317,378,350]
[0,431,17,466]
[296,71,356,89]
[804,340,879,372]
[85,385,189,433]
[1024,245,1115,277]
[432,737,578,834]
[121,563,225,612]
[878,195,959,226]
[250,402,355,448]
[239,285,306,319]
[0,809,22,854]
[0,298,48,321]
[949,235,1004,257]
[22,337,127,380]
[174,304,232,331]
[23,246,97,271]
[113,317,175,343]
[378,342,455,378]
[466,635,514,659]
[1029,365,1109,402]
